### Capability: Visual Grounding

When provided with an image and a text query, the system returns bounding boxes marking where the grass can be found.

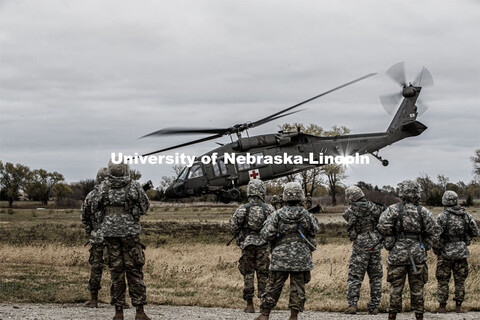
[0,201,479,312]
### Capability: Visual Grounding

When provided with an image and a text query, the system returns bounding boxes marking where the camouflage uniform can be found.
[305,194,313,210]
[257,182,319,320]
[92,162,150,320]
[271,195,283,210]
[377,180,440,320]
[343,186,385,314]
[81,167,108,307]
[229,180,274,311]
[434,191,478,311]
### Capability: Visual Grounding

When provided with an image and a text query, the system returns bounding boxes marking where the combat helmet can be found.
[283,182,305,202]
[398,180,421,203]
[442,190,458,207]
[108,160,130,178]
[345,186,365,202]
[247,179,266,200]
[96,167,108,184]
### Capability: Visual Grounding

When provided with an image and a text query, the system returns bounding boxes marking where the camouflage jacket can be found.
[436,206,478,260]
[81,185,104,244]
[343,200,384,252]
[92,176,150,238]
[378,202,440,266]
[229,197,275,249]
[260,206,320,272]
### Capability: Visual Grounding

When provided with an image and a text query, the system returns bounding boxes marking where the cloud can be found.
[1,0,479,188]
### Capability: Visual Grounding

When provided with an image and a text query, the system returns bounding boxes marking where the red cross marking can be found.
[249,170,259,179]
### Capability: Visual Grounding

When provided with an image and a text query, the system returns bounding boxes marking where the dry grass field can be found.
[0,202,479,312]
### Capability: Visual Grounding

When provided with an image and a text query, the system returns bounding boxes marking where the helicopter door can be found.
[185,163,208,195]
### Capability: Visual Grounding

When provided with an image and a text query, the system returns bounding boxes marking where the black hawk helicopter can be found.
[141,62,433,202]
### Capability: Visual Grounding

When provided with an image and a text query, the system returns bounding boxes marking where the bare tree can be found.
[472,149,480,177]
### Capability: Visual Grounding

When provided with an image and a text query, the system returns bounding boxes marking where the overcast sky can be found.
[1,0,479,190]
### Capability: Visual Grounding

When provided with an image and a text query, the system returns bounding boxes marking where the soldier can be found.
[92,161,151,320]
[305,193,313,209]
[343,186,385,315]
[433,191,478,313]
[271,194,283,210]
[377,180,440,320]
[256,182,319,320]
[81,167,109,308]
[230,179,274,313]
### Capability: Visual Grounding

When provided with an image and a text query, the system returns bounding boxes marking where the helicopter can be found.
[141,62,433,202]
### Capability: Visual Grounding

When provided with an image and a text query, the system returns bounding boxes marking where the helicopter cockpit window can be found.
[213,159,227,177]
[188,164,204,179]
[178,167,188,181]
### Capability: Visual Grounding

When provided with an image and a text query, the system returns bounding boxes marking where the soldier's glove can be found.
[383,236,395,251]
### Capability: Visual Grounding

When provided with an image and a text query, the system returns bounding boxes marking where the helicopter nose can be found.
[165,181,185,198]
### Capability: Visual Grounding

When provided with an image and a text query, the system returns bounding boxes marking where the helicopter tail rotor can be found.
[380,62,433,116]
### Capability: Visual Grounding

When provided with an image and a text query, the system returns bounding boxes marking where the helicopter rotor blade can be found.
[251,109,306,127]
[416,98,429,116]
[251,73,377,127]
[413,66,434,87]
[386,61,406,87]
[140,127,228,138]
[380,92,403,115]
[142,133,224,156]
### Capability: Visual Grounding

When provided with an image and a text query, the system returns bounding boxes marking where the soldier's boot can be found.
[244,299,255,313]
[415,313,423,320]
[135,305,151,320]
[123,301,131,309]
[113,306,124,320]
[455,301,465,313]
[288,309,299,320]
[387,312,397,320]
[84,292,98,308]
[368,308,379,315]
[344,305,357,314]
[434,303,447,313]
[254,308,271,320]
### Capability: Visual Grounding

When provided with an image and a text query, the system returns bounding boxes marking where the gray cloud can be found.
[1,0,479,189]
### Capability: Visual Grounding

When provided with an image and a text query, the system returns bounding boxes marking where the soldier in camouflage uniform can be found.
[230,179,275,313]
[343,186,385,315]
[305,193,313,210]
[433,191,478,313]
[271,195,283,210]
[377,180,440,320]
[255,182,319,320]
[81,167,109,308]
[92,161,151,320]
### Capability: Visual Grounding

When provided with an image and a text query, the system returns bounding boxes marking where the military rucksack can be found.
[244,202,270,231]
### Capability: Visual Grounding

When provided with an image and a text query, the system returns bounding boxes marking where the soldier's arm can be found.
[466,212,479,238]
[306,211,320,235]
[342,207,353,222]
[260,212,279,242]
[81,194,92,234]
[377,206,396,236]
[135,183,150,216]
[265,204,275,216]
[422,207,441,249]
[229,206,246,235]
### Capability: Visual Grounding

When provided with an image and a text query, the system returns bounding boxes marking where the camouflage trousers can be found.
[104,236,147,307]
[260,271,311,312]
[436,257,468,303]
[347,248,383,309]
[387,264,428,313]
[239,244,270,301]
[87,243,105,293]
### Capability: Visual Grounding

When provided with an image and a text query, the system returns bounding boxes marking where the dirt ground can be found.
[1,303,480,320]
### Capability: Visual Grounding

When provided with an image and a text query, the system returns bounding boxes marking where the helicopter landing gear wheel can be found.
[371,151,389,167]
[228,188,241,202]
